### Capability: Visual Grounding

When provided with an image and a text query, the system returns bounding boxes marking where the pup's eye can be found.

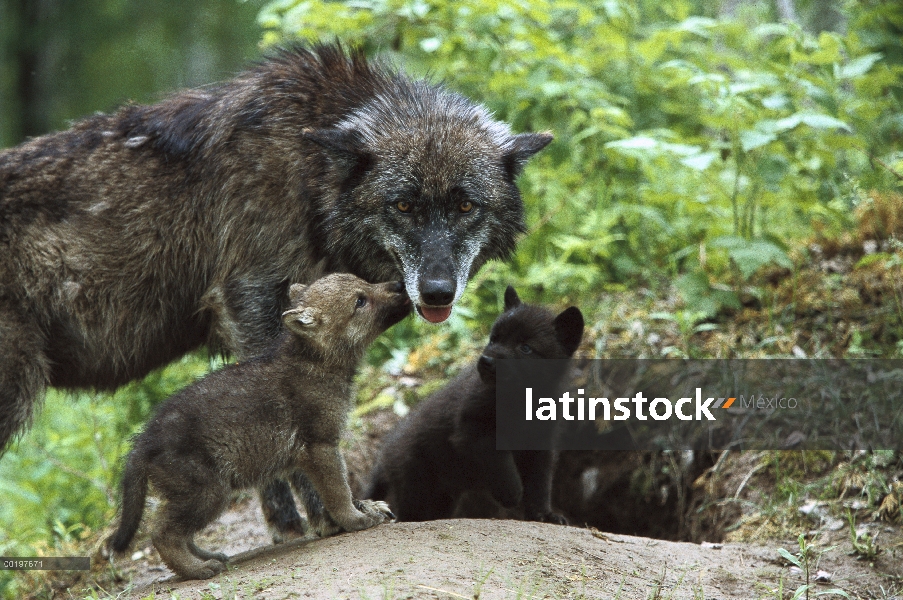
[519,344,532,354]
[355,296,367,309]
[396,201,412,213]
[459,200,474,213]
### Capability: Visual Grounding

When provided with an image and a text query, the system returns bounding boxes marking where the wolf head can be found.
[476,285,584,384]
[305,76,552,324]
[282,274,410,360]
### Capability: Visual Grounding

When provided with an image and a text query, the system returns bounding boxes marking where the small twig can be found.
[854,144,903,181]
[414,584,470,599]
[734,461,766,500]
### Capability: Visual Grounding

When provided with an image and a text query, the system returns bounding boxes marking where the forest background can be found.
[0,0,901,597]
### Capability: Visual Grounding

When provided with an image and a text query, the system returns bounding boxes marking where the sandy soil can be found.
[100,496,900,600]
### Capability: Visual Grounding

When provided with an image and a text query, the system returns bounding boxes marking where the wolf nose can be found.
[478,355,495,370]
[420,279,454,306]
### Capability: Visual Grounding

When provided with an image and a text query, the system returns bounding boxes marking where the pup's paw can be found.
[530,510,568,525]
[175,558,227,581]
[359,499,396,522]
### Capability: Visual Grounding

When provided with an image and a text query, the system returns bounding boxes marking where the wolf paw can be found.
[269,515,309,544]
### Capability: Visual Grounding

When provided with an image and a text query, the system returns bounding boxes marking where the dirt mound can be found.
[98,509,898,600]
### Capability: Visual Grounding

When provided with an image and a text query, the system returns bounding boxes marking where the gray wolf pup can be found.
[0,43,552,536]
[365,286,583,522]
[108,274,407,580]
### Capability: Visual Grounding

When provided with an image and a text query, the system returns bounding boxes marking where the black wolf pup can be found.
[1,42,551,539]
[108,274,407,580]
[365,286,583,523]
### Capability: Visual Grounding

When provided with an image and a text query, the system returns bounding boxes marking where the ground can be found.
[79,498,900,599]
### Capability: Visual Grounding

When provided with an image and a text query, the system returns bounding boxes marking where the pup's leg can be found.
[187,540,228,564]
[152,495,229,580]
[204,279,308,540]
[0,306,49,454]
[393,480,455,522]
[515,450,567,524]
[300,444,393,532]
[452,431,523,509]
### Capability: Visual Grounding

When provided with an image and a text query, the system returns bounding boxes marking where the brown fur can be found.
[108,274,407,580]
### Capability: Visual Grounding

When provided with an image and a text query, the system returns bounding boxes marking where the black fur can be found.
[365,286,583,523]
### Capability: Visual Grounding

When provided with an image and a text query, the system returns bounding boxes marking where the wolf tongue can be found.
[421,306,452,323]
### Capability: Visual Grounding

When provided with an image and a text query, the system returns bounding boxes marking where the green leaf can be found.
[799,113,851,131]
[777,547,803,568]
[605,136,658,150]
[815,590,851,598]
[676,272,740,318]
[710,236,792,279]
[740,129,777,152]
[838,53,883,79]
[681,152,717,171]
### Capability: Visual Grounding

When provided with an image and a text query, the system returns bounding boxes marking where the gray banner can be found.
[0,557,90,570]
[496,359,903,451]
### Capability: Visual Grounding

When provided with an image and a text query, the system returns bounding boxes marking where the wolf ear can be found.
[503,132,553,180]
[303,128,374,186]
[288,283,307,306]
[554,306,584,356]
[503,285,522,311]
[282,306,320,335]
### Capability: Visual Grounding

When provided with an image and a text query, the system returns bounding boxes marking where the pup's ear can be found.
[503,285,522,311]
[303,128,374,186]
[288,283,307,306]
[554,306,584,356]
[503,132,553,180]
[282,306,320,335]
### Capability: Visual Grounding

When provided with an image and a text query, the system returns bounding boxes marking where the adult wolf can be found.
[0,43,552,538]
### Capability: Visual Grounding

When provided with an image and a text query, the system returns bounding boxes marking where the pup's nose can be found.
[420,279,455,306]
[478,355,495,370]
[387,281,405,294]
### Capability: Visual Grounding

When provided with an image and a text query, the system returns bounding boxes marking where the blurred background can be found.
[1,1,902,596]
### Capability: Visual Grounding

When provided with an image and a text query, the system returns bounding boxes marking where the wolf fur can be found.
[365,286,583,523]
[0,43,552,535]
[108,274,407,580]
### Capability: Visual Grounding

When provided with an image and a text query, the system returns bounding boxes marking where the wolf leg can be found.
[0,305,49,454]
[290,470,339,537]
[259,479,308,543]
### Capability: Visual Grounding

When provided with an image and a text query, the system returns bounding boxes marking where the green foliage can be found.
[259,0,902,322]
[0,354,217,598]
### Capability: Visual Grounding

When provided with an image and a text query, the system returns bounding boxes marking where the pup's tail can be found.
[109,449,149,553]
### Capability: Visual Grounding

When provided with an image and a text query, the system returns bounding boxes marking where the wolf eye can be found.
[396,200,412,213]
[519,344,532,354]
[459,200,474,213]
[355,296,367,309]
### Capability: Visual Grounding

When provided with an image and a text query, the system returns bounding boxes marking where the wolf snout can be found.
[478,355,495,370]
[419,278,455,307]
